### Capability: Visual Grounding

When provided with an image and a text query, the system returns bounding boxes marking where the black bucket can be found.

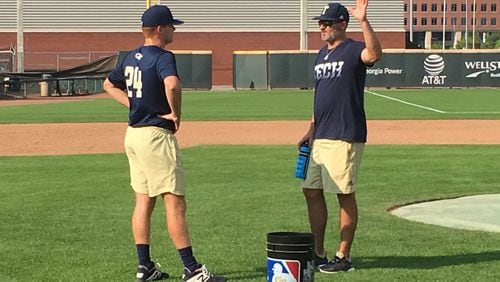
[266,232,315,282]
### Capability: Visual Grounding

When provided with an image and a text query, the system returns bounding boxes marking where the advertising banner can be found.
[366,52,500,87]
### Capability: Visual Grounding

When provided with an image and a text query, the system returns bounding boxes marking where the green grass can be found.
[1,88,499,280]
[183,90,313,121]
[0,90,314,123]
[1,145,499,281]
[366,88,500,119]
[0,99,128,123]
[1,88,499,123]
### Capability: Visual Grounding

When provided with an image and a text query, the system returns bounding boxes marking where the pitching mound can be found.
[390,194,500,233]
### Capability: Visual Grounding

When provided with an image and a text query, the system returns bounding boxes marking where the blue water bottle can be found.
[295,141,310,179]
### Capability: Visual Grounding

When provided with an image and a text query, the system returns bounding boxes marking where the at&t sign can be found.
[422,54,447,85]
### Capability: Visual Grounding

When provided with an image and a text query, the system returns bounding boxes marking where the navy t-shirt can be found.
[108,45,179,131]
[313,39,367,142]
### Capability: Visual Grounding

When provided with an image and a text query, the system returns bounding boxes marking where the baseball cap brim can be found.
[172,19,184,25]
[312,15,344,21]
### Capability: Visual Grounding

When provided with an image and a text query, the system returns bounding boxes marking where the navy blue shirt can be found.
[313,39,367,142]
[108,45,179,131]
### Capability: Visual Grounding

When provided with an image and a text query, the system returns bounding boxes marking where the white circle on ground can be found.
[390,194,500,233]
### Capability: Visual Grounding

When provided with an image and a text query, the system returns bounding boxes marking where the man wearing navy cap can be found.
[298,0,382,274]
[104,5,226,282]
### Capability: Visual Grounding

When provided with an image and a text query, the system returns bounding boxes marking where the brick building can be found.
[1,0,405,85]
[404,0,498,48]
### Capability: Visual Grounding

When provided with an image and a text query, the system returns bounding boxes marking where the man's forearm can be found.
[103,79,130,108]
[360,19,382,63]
[166,88,182,118]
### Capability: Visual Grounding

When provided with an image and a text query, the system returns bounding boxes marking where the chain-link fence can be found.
[15,51,118,72]
[1,53,117,99]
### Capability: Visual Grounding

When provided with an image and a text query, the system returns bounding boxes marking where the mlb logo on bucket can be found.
[267,258,300,282]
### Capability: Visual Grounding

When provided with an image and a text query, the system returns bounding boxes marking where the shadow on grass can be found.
[212,251,500,279]
[357,251,500,269]
[221,267,267,280]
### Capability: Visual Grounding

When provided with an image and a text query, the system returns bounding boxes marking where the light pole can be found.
[465,0,468,49]
[146,0,159,8]
[442,0,446,50]
[409,0,413,42]
[472,0,476,49]
[16,0,24,73]
[300,0,308,50]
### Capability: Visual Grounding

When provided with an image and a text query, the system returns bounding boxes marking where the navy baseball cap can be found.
[141,5,184,27]
[313,3,349,23]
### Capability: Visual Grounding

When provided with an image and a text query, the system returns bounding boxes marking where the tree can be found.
[455,32,500,49]
[481,32,500,49]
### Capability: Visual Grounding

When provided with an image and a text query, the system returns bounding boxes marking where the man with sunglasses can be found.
[298,0,382,274]
[104,5,226,282]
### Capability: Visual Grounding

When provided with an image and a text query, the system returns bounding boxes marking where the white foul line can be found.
[366,90,500,115]
[366,90,500,114]
[446,111,500,114]
[365,90,446,113]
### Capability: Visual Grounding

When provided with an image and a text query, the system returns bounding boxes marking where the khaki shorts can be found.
[124,126,185,197]
[302,139,364,194]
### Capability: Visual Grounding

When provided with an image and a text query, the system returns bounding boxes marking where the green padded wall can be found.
[267,51,316,89]
[175,51,212,89]
[118,50,212,89]
[233,51,268,89]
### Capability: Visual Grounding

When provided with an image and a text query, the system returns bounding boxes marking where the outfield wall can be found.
[234,49,500,89]
[366,49,500,88]
[118,50,212,90]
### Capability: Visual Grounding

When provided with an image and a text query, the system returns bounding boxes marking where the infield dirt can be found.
[1,94,499,156]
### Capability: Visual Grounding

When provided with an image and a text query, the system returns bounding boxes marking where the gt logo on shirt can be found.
[125,66,143,98]
[314,61,344,80]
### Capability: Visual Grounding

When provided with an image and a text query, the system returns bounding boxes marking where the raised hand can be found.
[347,0,368,23]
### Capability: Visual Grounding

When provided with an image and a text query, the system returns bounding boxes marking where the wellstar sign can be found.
[464,61,500,78]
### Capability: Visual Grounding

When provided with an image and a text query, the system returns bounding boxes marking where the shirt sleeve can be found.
[107,60,126,90]
[355,41,373,67]
[157,52,179,80]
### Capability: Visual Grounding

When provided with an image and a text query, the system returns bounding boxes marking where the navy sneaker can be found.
[315,255,328,268]
[318,256,354,273]
[182,265,226,282]
[136,262,169,281]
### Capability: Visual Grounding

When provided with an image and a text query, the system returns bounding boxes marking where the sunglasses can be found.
[318,20,341,27]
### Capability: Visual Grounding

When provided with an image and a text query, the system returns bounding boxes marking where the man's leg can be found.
[162,192,201,273]
[132,192,156,255]
[303,188,328,257]
[126,127,170,280]
[132,193,169,282]
[317,141,361,273]
[336,192,358,259]
[162,193,191,248]
[317,192,357,274]
[162,193,226,281]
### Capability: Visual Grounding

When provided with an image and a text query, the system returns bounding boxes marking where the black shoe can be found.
[182,265,227,282]
[318,256,354,273]
[136,262,169,281]
[314,254,328,268]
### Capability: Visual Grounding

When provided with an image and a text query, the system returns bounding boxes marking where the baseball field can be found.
[1,88,499,281]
